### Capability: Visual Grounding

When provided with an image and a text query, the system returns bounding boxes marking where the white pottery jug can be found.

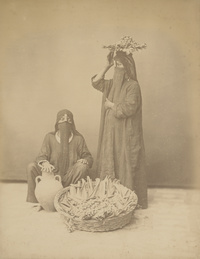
[35,172,63,212]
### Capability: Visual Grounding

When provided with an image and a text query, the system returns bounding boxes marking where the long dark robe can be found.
[92,73,148,208]
[36,133,93,172]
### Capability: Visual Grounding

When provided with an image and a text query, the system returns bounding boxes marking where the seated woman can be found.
[26,109,93,209]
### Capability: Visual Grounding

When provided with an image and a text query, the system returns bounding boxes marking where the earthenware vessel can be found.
[35,172,63,212]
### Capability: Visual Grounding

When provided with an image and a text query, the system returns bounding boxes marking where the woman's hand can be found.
[105,98,114,110]
[41,161,55,173]
[106,51,114,68]
[77,159,89,165]
[92,52,114,83]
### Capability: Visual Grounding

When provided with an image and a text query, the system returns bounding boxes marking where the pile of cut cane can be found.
[59,176,138,221]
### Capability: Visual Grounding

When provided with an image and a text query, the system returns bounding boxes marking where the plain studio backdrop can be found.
[0,0,199,188]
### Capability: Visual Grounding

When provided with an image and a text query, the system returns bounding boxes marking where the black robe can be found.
[92,75,147,208]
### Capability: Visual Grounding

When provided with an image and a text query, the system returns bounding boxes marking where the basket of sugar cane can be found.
[54,176,138,232]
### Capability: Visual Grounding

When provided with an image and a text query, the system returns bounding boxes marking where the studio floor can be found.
[0,182,200,259]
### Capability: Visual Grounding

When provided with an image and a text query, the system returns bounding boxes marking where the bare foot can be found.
[136,204,143,210]
[32,204,43,212]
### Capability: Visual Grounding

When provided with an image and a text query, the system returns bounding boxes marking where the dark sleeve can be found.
[35,134,51,164]
[78,136,93,168]
[91,75,112,93]
[112,83,141,119]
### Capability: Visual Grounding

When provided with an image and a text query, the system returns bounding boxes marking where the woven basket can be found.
[54,181,137,232]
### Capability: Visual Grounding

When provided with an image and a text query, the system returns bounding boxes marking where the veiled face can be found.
[58,121,72,135]
[114,60,124,68]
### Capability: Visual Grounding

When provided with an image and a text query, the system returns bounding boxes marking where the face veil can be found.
[114,51,137,81]
[110,67,126,103]
[55,109,79,177]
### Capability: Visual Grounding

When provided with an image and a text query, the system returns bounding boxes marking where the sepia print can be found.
[0,0,199,258]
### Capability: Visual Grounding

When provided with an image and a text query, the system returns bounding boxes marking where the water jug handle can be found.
[54,175,61,182]
[35,175,42,185]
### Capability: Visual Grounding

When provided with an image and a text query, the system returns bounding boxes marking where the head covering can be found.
[114,51,137,81]
[55,109,78,134]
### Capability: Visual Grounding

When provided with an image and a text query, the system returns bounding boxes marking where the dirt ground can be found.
[0,182,200,259]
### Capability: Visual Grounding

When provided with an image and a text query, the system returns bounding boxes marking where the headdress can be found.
[103,35,147,55]
[103,36,146,80]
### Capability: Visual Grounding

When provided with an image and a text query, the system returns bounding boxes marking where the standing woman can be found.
[91,36,148,209]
